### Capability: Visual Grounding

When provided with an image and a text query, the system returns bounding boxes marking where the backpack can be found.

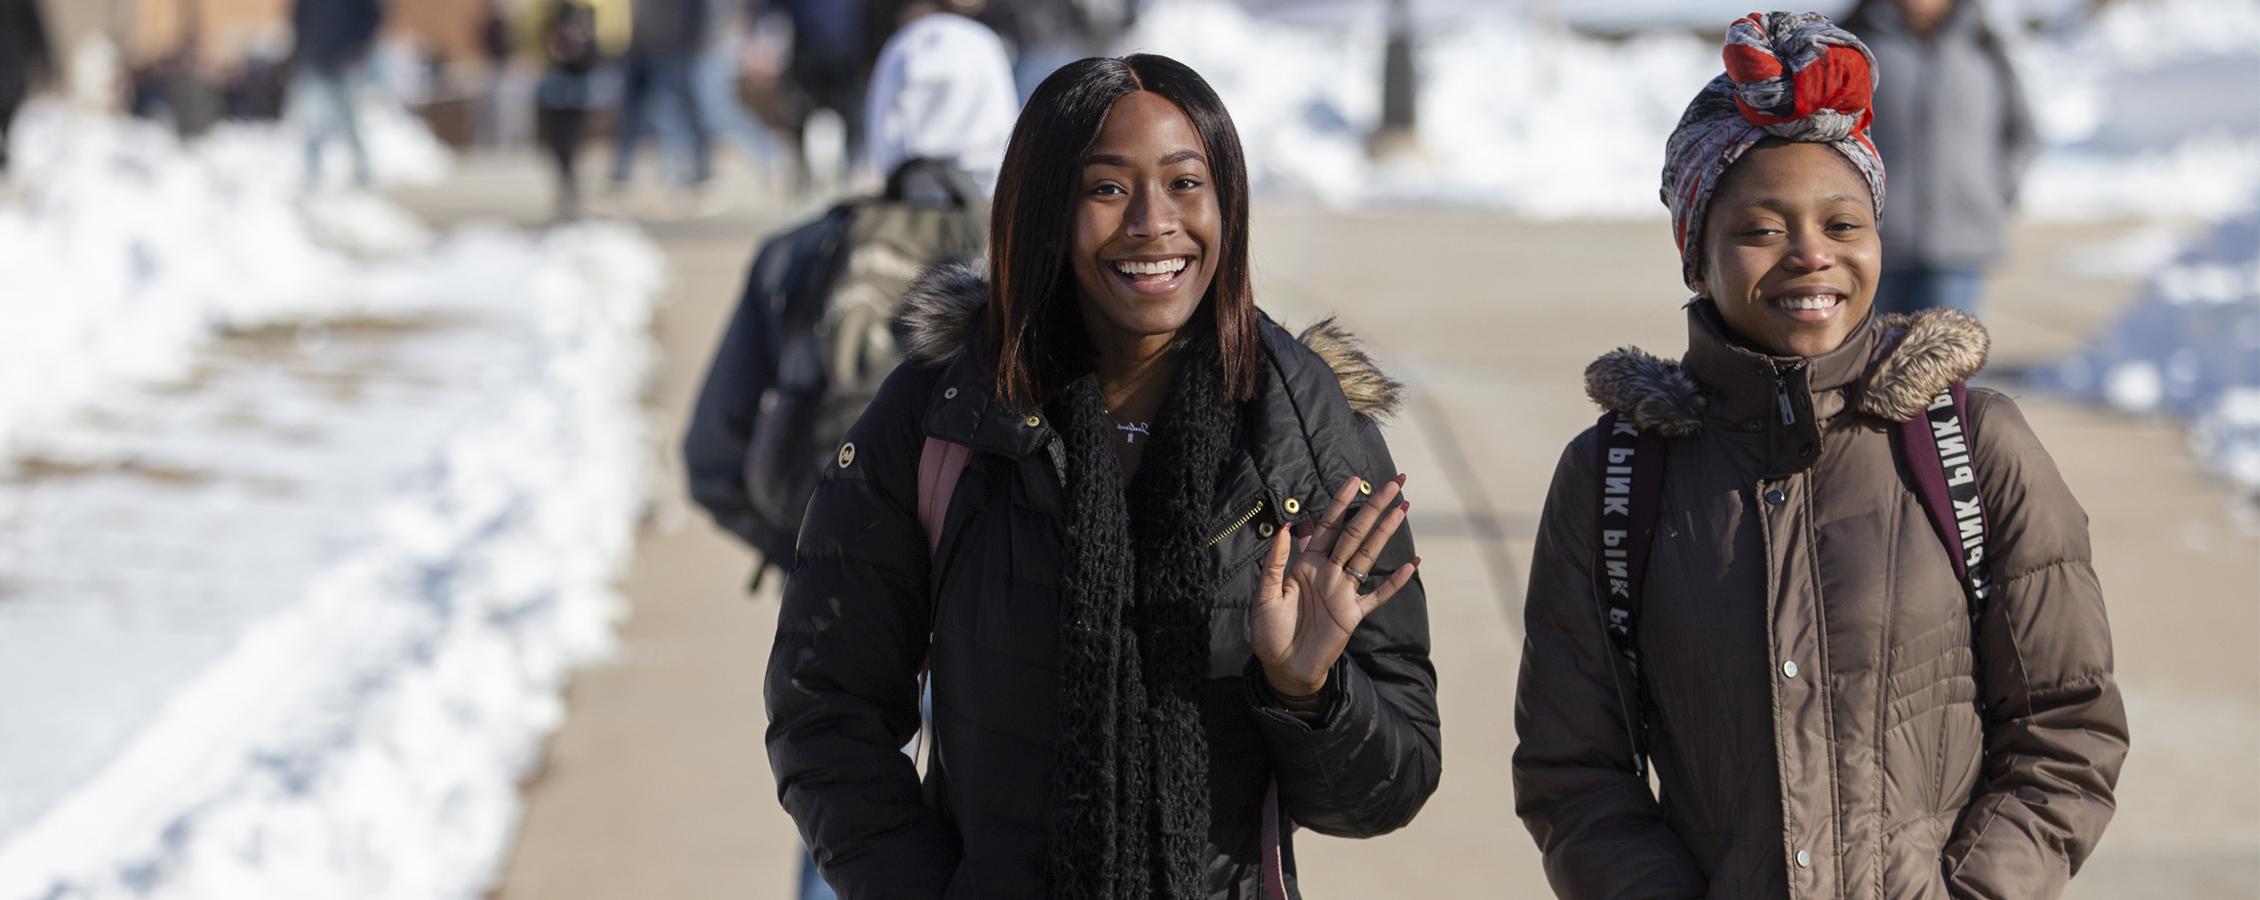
[1594,382,1995,775]
[735,163,988,576]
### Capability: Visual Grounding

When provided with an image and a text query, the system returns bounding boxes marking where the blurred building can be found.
[42,0,496,71]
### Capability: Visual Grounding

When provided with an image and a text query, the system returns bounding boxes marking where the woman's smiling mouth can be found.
[1768,288,1846,323]
[1110,255,1194,295]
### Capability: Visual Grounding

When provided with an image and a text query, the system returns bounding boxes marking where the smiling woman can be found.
[765,54,1440,900]
[1510,13,2126,900]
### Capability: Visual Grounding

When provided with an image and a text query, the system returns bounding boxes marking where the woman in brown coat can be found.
[1511,14,2127,899]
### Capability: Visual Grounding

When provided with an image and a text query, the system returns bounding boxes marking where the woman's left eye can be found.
[1172,177,1203,191]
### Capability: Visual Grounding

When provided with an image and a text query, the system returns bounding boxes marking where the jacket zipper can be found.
[1771,361,1801,426]
[1206,498,1267,548]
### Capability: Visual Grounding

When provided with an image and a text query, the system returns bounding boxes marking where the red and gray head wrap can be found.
[1662,11,1886,290]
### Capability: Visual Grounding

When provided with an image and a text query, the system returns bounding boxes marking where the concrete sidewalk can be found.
[401,159,2258,897]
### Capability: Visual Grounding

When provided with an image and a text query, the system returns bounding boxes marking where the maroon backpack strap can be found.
[1260,779,1290,899]
[1593,411,1667,776]
[909,436,971,765]
[1895,382,1995,632]
[916,436,973,554]
[1895,382,1995,717]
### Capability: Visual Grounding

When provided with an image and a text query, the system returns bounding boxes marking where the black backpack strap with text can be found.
[1592,412,1667,775]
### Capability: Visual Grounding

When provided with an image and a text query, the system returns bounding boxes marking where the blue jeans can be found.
[612,55,713,185]
[1874,267,1983,316]
[799,849,837,900]
[291,65,370,186]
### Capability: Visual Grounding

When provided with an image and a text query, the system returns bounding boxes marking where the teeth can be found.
[1774,293,1841,310]
[1114,258,1188,277]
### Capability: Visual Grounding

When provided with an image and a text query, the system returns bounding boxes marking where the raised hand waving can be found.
[1251,474,1422,705]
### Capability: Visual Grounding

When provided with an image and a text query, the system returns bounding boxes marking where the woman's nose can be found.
[1783,228,1836,271]
[1125,185,1180,239]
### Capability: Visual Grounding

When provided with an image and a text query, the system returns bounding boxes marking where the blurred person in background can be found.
[0,0,53,173]
[988,0,1139,99]
[1845,0,2037,315]
[691,0,787,182]
[865,0,1014,195]
[1513,14,2123,898]
[129,0,224,138]
[683,10,1012,897]
[475,0,515,148]
[528,0,626,218]
[611,0,716,191]
[755,0,870,190]
[289,0,385,187]
[763,53,1438,897]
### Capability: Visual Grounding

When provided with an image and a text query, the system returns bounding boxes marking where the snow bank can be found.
[1120,0,2260,221]
[2042,206,2260,492]
[0,101,666,897]
[0,96,449,455]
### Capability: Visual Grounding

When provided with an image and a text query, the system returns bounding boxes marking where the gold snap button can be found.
[943,387,958,399]
[1025,415,1042,427]
[837,442,856,468]
[1256,522,1276,538]
[1358,480,1373,496]
[1283,497,1302,515]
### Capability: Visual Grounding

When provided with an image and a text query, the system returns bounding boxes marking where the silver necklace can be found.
[1104,408,1153,445]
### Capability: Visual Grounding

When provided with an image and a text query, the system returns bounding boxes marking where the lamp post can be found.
[1368,0,1419,159]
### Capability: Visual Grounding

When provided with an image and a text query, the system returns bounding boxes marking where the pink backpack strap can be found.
[916,437,972,553]
[1261,778,1291,899]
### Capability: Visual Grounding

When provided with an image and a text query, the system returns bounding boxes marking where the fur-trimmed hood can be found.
[1582,305,1991,435]
[901,261,1404,420]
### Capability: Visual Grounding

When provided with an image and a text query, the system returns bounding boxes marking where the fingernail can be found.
[1412,556,1423,567]
[1400,500,1412,512]
[1394,473,1407,485]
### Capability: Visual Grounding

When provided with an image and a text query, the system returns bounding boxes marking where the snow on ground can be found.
[0,96,450,455]
[0,102,665,898]
[2042,205,2260,494]
[1122,0,2260,221]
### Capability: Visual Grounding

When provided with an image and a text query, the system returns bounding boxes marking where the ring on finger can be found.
[1342,565,1370,582]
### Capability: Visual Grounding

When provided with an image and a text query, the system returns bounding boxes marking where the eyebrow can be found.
[1740,193,1861,208]
[1084,149,1208,168]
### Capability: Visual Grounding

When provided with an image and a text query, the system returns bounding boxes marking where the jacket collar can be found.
[900,262,1403,460]
[1680,299,1879,431]
[1583,299,1991,437]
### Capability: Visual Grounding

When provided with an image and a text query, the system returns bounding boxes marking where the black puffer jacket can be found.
[764,265,1442,899]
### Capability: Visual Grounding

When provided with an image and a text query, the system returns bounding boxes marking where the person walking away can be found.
[611,0,716,190]
[0,0,53,174]
[683,1,1012,586]
[1845,0,2037,315]
[1511,13,2124,898]
[765,53,1439,898]
[290,0,384,187]
[528,0,624,218]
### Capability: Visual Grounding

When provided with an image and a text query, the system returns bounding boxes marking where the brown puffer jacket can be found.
[1512,302,2128,899]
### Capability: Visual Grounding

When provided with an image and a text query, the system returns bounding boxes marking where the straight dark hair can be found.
[985,54,1261,411]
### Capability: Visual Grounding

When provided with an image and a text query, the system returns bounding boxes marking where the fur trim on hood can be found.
[1583,308,1991,434]
[900,262,1403,420]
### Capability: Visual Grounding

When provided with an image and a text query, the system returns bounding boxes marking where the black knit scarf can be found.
[1047,344,1233,900]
